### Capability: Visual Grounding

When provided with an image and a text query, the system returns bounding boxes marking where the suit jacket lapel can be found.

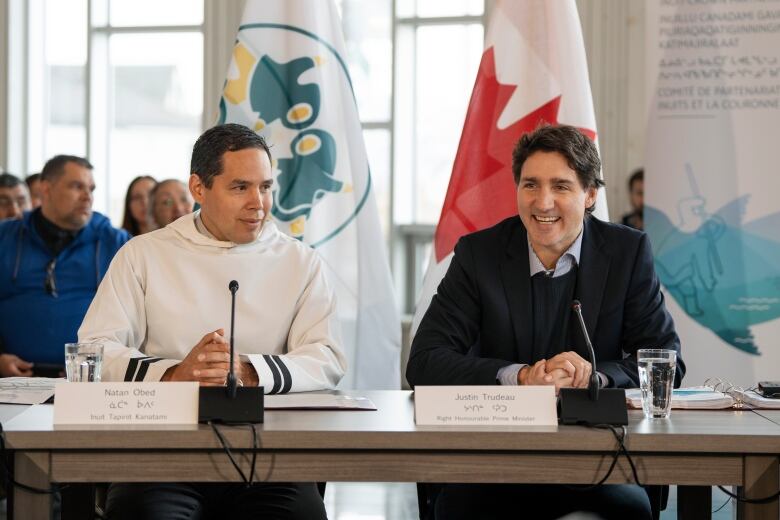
[499,222,535,363]
[575,217,610,355]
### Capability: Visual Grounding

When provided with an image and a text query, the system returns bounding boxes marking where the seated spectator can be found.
[0,173,31,221]
[151,179,193,228]
[621,168,644,230]
[0,155,129,376]
[25,173,43,209]
[121,175,157,236]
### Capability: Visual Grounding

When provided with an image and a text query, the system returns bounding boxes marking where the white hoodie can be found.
[78,212,346,393]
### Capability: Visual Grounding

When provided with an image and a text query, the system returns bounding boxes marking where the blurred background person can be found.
[25,173,43,209]
[621,168,644,230]
[0,173,31,221]
[151,179,193,228]
[121,175,157,236]
[0,155,129,377]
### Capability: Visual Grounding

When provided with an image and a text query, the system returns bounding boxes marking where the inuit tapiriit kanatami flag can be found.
[412,0,606,333]
[218,0,401,389]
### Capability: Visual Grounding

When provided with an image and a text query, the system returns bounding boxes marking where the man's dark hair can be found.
[0,173,24,189]
[512,124,604,214]
[628,168,644,190]
[40,155,93,182]
[25,173,41,188]
[190,123,273,188]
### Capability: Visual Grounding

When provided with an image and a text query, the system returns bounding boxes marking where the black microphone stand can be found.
[198,280,264,423]
[226,280,239,399]
[558,300,628,425]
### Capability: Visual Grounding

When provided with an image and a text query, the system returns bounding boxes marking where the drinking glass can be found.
[64,343,103,382]
[637,348,676,418]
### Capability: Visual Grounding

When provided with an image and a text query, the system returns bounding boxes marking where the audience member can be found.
[0,173,31,221]
[621,168,644,230]
[151,178,193,228]
[121,175,157,236]
[25,173,43,209]
[0,155,130,376]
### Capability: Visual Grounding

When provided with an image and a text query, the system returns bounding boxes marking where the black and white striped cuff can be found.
[250,354,293,394]
[123,356,177,382]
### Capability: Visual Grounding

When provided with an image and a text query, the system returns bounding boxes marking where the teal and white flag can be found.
[218,0,401,389]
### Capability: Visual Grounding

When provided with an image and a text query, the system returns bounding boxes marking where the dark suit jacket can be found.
[407,216,684,389]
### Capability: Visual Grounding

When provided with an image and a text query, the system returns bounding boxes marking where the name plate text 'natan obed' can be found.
[54,382,199,425]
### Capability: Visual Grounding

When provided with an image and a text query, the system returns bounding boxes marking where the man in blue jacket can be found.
[0,155,129,376]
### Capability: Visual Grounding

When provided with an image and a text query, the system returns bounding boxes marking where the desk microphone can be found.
[571,300,599,402]
[557,300,628,425]
[197,279,264,423]
[226,280,239,399]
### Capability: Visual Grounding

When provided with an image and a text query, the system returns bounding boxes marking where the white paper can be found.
[625,387,736,410]
[264,394,376,410]
[414,386,558,426]
[0,377,62,405]
[736,390,780,410]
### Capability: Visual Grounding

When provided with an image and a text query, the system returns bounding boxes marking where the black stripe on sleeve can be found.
[124,357,149,382]
[272,356,292,394]
[263,355,282,394]
[134,358,163,382]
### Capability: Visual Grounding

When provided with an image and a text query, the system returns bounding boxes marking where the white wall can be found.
[577,0,646,222]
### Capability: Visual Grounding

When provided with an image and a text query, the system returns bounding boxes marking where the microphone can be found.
[226,280,239,399]
[197,278,263,423]
[557,300,628,425]
[571,300,599,401]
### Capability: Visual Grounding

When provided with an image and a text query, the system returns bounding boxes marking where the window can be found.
[338,0,486,312]
[13,0,486,313]
[24,0,204,223]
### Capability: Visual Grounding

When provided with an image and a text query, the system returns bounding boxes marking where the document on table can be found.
[625,387,736,410]
[0,377,62,405]
[626,386,780,410]
[264,394,376,410]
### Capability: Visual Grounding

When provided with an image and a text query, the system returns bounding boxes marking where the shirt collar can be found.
[32,208,79,256]
[194,213,218,240]
[527,228,583,278]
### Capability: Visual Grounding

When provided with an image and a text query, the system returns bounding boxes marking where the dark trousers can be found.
[105,482,326,520]
[434,483,652,520]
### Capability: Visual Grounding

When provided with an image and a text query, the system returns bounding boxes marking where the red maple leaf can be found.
[434,47,596,262]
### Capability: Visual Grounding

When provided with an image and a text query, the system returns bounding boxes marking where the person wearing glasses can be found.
[0,155,129,377]
[150,178,194,228]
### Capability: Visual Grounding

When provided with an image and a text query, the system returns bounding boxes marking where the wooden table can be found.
[2,391,779,519]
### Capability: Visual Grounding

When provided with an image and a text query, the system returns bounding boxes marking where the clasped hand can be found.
[162,329,258,386]
[518,351,592,395]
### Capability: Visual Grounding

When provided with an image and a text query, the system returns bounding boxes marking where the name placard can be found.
[54,382,199,426]
[414,386,558,426]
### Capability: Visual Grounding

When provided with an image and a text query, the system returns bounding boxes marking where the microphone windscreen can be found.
[229,280,239,292]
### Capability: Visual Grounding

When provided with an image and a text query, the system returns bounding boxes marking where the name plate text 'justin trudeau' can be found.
[414,386,557,426]
[54,382,199,426]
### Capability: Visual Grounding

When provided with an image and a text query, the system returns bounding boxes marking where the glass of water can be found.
[64,343,104,382]
[637,349,677,418]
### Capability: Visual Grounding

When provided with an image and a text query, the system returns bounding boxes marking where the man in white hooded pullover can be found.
[79,123,345,519]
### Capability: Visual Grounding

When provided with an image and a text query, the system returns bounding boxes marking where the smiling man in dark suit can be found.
[407,124,684,520]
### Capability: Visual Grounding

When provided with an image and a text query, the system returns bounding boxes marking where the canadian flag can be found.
[412,0,607,333]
